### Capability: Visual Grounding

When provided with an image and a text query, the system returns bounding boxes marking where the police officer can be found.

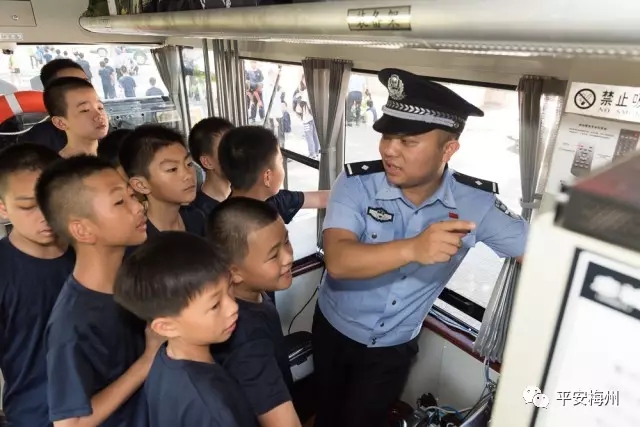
[312,68,528,427]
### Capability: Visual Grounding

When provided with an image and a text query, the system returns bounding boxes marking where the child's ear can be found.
[199,155,214,171]
[68,217,98,245]
[129,176,151,195]
[51,116,68,131]
[150,317,179,339]
[262,169,273,188]
[0,200,8,221]
[229,264,244,284]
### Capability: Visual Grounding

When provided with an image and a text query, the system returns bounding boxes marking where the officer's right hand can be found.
[409,220,476,265]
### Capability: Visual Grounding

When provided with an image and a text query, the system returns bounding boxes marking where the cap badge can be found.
[387,74,406,101]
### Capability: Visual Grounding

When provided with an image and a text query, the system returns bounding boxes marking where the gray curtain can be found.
[210,40,247,126]
[151,46,188,133]
[301,58,353,243]
[473,75,567,362]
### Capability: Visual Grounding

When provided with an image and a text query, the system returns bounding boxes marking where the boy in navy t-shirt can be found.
[208,197,300,427]
[188,117,234,216]
[114,231,259,427]
[119,124,205,237]
[218,125,330,223]
[0,144,74,427]
[43,76,109,158]
[35,155,164,427]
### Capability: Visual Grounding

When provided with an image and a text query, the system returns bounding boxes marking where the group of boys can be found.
[0,58,330,427]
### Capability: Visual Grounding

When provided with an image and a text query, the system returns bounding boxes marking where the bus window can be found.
[242,59,320,260]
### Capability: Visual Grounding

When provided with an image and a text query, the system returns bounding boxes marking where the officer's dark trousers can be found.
[312,304,419,427]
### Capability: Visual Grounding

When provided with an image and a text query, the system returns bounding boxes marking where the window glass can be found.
[182,47,210,130]
[344,71,522,321]
[243,59,320,260]
[0,44,184,133]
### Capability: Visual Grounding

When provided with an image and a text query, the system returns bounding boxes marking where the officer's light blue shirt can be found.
[318,165,528,348]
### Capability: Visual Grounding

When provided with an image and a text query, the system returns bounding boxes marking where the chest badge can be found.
[367,207,394,223]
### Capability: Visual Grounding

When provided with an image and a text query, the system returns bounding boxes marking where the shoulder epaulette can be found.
[452,171,499,194]
[344,160,385,177]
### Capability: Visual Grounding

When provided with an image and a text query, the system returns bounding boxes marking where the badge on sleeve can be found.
[367,207,394,223]
[495,199,520,219]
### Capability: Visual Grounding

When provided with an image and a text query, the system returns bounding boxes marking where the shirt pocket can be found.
[362,215,396,244]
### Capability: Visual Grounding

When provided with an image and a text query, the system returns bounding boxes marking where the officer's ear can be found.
[441,132,460,161]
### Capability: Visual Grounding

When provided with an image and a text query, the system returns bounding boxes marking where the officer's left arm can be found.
[474,198,529,260]
[301,190,329,209]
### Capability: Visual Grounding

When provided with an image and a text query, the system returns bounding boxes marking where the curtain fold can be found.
[151,46,187,133]
[300,58,353,244]
[209,40,246,126]
[473,75,567,362]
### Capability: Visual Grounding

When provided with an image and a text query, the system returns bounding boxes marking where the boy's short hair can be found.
[43,77,96,118]
[0,143,60,198]
[115,231,230,322]
[206,197,280,262]
[35,155,115,244]
[40,58,85,87]
[119,124,186,178]
[97,129,133,167]
[217,126,280,191]
[188,117,234,168]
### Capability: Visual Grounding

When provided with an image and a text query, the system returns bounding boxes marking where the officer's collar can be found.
[375,165,457,209]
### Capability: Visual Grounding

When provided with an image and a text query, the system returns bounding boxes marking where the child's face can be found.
[232,218,294,292]
[145,143,197,205]
[53,87,109,141]
[78,169,147,247]
[0,170,56,245]
[159,278,239,345]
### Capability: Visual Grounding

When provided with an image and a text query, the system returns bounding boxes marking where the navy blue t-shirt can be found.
[192,190,220,218]
[0,239,74,427]
[119,76,137,98]
[45,276,147,426]
[145,344,259,427]
[19,120,67,153]
[147,205,206,237]
[211,294,293,416]
[124,205,206,258]
[266,190,305,224]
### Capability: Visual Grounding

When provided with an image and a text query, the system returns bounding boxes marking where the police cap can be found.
[373,68,484,136]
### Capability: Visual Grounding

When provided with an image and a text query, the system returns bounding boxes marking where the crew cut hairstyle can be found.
[217,126,280,191]
[114,231,230,322]
[40,58,85,87]
[206,197,280,263]
[119,124,186,178]
[35,155,115,244]
[97,129,133,167]
[188,117,235,168]
[43,76,96,118]
[0,143,60,198]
